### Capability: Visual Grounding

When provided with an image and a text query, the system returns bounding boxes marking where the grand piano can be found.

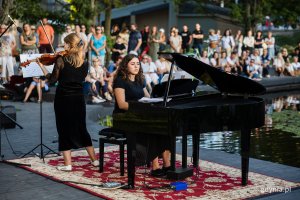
[113,53,266,188]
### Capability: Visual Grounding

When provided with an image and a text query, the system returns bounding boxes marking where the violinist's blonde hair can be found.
[64,33,84,68]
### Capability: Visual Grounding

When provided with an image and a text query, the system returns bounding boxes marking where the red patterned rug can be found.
[9,146,300,200]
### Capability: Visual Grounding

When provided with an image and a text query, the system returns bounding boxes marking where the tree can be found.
[0,0,15,24]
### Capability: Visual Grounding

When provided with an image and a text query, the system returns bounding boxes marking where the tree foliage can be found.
[228,0,300,32]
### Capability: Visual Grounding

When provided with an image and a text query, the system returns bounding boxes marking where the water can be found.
[180,93,300,168]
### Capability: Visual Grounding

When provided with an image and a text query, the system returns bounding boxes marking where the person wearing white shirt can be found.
[221,29,235,56]
[155,55,171,83]
[141,55,159,92]
[264,31,275,60]
[246,59,261,80]
[273,53,285,76]
[243,30,255,53]
[291,56,300,75]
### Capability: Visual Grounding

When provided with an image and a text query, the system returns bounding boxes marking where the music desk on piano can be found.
[113,53,266,188]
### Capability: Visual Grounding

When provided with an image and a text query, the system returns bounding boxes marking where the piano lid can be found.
[161,53,266,95]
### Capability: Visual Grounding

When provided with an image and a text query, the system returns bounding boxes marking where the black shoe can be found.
[150,168,165,177]
[162,166,172,173]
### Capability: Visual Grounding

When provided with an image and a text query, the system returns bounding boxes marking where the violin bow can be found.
[40,19,56,54]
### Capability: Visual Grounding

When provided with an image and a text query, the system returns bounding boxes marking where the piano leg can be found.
[167,122,193,180]
[241,128,251,186]
[182,133,187,168]
[170,134,176,171]
[126,133,136,188]
[192,133,200,168]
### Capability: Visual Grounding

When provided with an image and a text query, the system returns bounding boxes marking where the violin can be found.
[20,51,68,67]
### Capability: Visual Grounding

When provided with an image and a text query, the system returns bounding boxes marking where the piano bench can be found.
[99,128,126,176]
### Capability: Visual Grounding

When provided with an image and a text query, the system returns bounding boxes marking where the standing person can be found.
[148,26,160,62]
[87,25,96,66]
[180,25,192,54]
[119,27,130,49]
[113,54,171,177]
[58,25,73,51]
[20,23,39,54]
[221,29,235,57]
[140,25,150,53]
[264,31,275,60]
[0,24,16,84]
[111,36,126,63]
[254,30,264,56]
[208,29,219,57]
[243,30,255,54]
[75,25,88,54]
[169,28,182,53]
[127,23,142,54]
[234,30,243,57]
[36,18,54,53]
[192,23,204,55]
[158,28,166,52]
[37,33,99,171]
[90,25,107,65]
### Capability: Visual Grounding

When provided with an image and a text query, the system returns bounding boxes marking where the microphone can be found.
[8,15,23,33]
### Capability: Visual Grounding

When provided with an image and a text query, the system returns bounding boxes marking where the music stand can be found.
[21,79,60,162]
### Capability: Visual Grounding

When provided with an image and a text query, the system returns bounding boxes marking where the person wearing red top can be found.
[36,18,55,53]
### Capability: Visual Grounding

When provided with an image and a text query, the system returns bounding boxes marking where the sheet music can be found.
[138,97,171,103]
[20,54,54,78]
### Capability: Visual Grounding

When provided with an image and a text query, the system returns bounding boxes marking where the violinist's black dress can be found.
[47,56,92,151]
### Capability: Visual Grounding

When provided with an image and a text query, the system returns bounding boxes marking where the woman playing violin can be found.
[37,33,99,171]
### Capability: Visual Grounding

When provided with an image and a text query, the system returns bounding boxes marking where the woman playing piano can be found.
[113,54,171,177]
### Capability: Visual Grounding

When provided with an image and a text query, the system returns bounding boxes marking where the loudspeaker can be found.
[0,106,16,129]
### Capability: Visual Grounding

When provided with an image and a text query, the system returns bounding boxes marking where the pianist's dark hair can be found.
[115,54,144,85]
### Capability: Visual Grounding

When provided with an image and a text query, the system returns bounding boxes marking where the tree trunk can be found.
[104,3,112,68]
[90,0,96,26]
[0,0,14,24]
[252,0,257,33]
[244,0,251,33]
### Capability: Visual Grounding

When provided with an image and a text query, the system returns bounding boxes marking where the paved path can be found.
[0,100,299,200]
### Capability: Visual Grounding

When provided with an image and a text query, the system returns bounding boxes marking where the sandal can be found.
[91,160,99,167]
[57,165,72,171]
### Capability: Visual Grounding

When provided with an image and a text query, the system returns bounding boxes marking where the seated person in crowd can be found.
[200,50,210,65]
[273,53,285,76]
[155,55,171,83]
[219,51,228,70]
[290,56,300,76]
[284,61,295,76]
[246,59,261,80]
[23,77,48,103]
[210,51,220,69]
[262,59,271,78]
[141,54,159,93]
[226,51,241,74]
[105,56,123,95]
[89,57,108,103]
[113,54,171,177]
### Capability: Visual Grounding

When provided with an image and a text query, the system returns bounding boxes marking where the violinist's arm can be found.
[37,57,62,83]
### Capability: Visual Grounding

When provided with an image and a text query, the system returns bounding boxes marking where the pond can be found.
[182,93,300,168]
